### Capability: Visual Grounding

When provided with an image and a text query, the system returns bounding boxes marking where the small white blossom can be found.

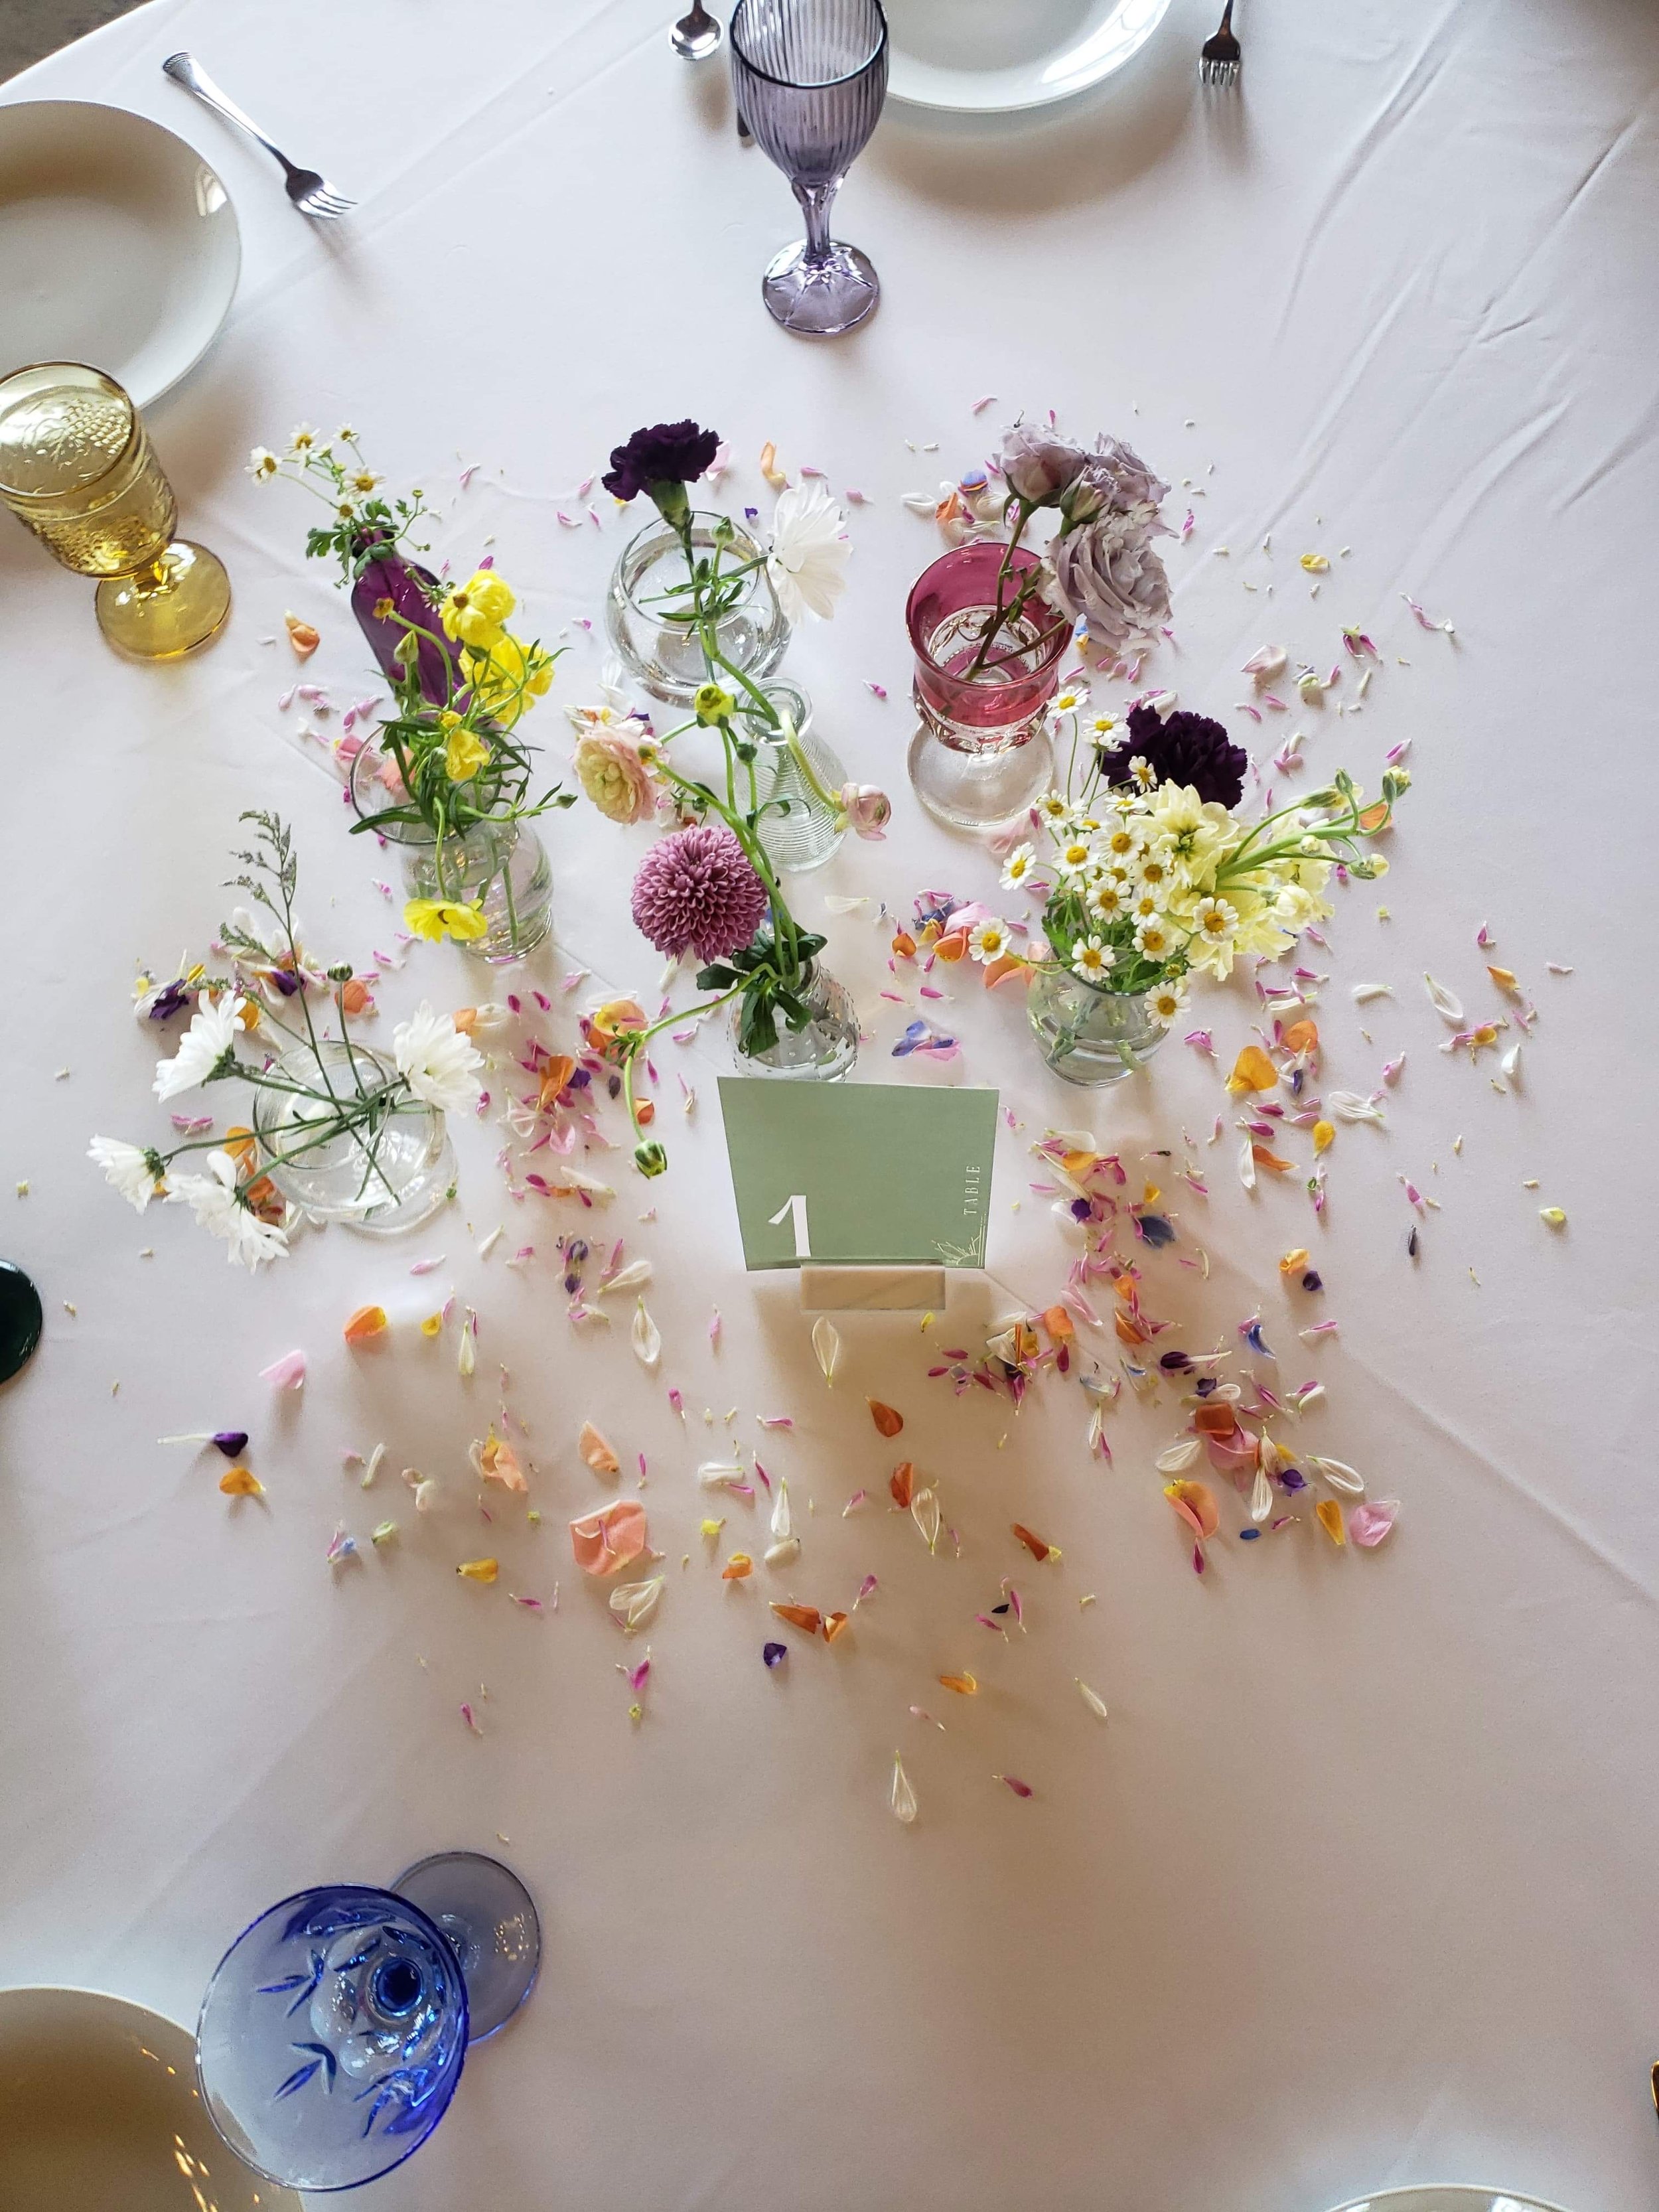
[154,995,244,1101]
[88,1136,163,1211]
[766,480,850,623]
[393,1001,484,1116]
[167,1150,289,1270]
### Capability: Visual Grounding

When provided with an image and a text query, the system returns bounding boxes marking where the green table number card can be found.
[717,1080,999,1271]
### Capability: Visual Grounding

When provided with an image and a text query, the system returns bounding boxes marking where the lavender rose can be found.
[999,422,1086,509]
[1051,504,1174,654]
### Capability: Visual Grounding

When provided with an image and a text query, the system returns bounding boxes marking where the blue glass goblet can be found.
[731,0,890,337]
[196,1854,539,2192]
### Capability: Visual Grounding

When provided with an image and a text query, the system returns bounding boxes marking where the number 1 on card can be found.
[767,1193,811,1258]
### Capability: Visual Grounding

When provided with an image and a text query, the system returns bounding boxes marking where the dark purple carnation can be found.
[630,824,769,962]
[602,420,721,504]
[1096,705,1248,809]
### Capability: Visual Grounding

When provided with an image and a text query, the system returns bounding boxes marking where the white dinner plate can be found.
[0,1986,302,2211]
[0,101,240,406]
[1327,2189,1573,2212]
[885,0,1173,111]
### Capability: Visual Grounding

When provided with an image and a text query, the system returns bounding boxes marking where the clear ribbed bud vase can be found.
[743,682,847,874]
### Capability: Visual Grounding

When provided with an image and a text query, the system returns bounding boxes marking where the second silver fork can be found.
[162,52,357,219]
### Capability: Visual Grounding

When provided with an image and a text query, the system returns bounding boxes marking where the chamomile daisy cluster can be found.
[990,696,1405,1026]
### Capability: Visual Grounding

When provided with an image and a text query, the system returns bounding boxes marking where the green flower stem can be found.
[962,500,1033,678]
[618,984,747,1147]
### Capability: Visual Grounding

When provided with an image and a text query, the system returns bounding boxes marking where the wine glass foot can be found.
[907,723,1054,829]
[760,240,879,337]
[392,1851,540,2043]
[95,539,231,659]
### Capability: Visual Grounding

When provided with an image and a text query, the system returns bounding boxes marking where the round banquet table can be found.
[2,2,1658,2207]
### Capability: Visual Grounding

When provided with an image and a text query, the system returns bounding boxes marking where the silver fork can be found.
[161,53,356,218]
[1199,0,1240,86]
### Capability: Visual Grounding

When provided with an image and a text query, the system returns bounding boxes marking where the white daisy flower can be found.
[1133,916,1174,961]
[1100,822,1140,864]
[1144,978,1190,1027]
[1086,879,1127,922]
[288,424,319,453]
[247,447,279,482]
[1136,841,1178,893]
[1035,792,1073,825]
[1052,684,1090,719]
[1054,836,1096,879]
[766,480,851,622]
[968,918,1012,964]
[167,1151,289,1270]
[1071,936,1116,984]
[154,994,244,1101]
[393,1001,485,1115]
[1129,887,1163,922]
[1191,895,1238,947]
[1127,754,1159,791]
[1088,713,1119,741]
[88,1136,165,1211]
[1000,844,1039,891]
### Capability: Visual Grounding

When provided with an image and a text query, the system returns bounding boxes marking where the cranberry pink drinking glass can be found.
[730,0,889,338]
[905,542,1068,828]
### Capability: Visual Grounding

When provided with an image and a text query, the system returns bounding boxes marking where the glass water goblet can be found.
[196,1852,540,2193]
[731,0,889,337]
[0,361,231,658]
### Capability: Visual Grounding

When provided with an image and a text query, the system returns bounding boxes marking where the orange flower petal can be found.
[1194,1402,1239,1438]
[343,1303,388,1343]
[456,1557,499,1582]
[1317,1499,1346,1546]
[721,1552,753,1580]
[1226,1045,1280,1094]
[769,1602,822,1634]
[889,1462,915,1509]
[218,1465,263,1496]
[579,1422,620,1475]
[1164,1479,1220,1540]
[938,1672,977,1694]
[934,930,968,963]
[1012,1522,1059,1562]
[569,1501,648,1576]
[822,1611,850,1643]
[1114,1310,1149,1347]
[1283,1019,1319,1056]
[982,954,1029,990]
[1252,1145,1295,1173]
[537,1055,577,1110]
[1039,1305,1074,1343]
[891,930,916,958]
[867,1398,904,1438]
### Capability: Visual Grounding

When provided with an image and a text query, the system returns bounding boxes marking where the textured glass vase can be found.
[743,681,847,873]
[605,511,788,706]
[906,542,1066,828]
[733,963,858,1079]
[1028,968,1168,1084]
[252,1041,455,1234]
[350,745,553,964]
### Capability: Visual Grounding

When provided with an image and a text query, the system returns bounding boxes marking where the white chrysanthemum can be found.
[1053,836,1096,879]
[1051,684,1090,719]
[967,918,1011,965]
[155,995,244,1101]
[1133,915,1174,962]
[393,1001,484,1115]
[1000,844,1039,891]
[1126,754,1159,791]
[1098,820,1139,865]
[1135,840,1178,894]
[289,425,319,453]
[88,1136,164,1211]
[1144,978,1190,1027]
[766,481,850,622]
[1035,792,1073,825]
[248,446,279,482]
[167,1150,289,1270]
[1071,936,1116,984]
[1086,879,1127,922]
[1129,887,1163,923]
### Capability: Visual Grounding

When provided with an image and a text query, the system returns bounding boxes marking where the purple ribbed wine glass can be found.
[730,0,889,337]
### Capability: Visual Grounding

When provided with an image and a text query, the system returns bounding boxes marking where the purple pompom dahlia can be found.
[630,825,768,962]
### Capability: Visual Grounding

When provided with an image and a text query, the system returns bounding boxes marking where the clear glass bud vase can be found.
[252,1041,455,1232]
[606,510,789,707]
[1028,968,1169,1084]
[733,963,859,1080]
[350,745,553,964]
[742,681,847,874]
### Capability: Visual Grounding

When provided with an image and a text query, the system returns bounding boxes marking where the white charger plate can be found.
[885,0,1173,111]
[0,1986,301,2211]
[0,101,240,406]
[1327,2189,1572,2211]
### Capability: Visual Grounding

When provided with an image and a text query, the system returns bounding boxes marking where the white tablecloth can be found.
[3,2,1658,2205]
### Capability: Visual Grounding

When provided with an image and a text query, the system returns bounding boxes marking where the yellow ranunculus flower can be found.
[405,897,489,943]
[439,569,516,648]
[462,631,553,729]
[443,721,490,782]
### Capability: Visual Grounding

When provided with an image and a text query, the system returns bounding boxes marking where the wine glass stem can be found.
[792,179,839,266]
